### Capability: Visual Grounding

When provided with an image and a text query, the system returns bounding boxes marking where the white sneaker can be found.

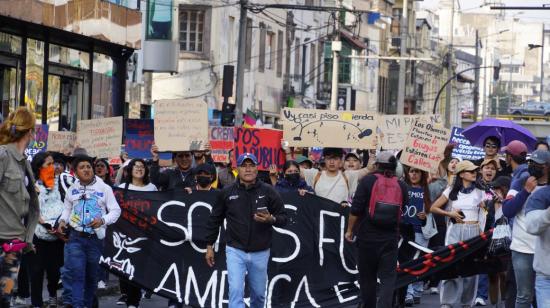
[475,297,487,306]
[128,306,137,308]
[14,296,28,305]
[98,280,107,289]
[430,287,439,294]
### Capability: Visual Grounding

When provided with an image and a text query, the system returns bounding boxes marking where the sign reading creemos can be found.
[281,107,378,149]
[400,119,451,173]
[77,117,123,159]
[154,99,208,152]
[209,126,235,163]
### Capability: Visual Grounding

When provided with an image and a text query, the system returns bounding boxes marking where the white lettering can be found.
[188,201,213,253]
[267,274,291,308]
[319,210,340,266]
[218,271,228,308]
[273,205,300,263]
[333,282,358,303]
[291,276,321,308]
[157,201,188,247]
[184,267,217,307]
[338,216,358,274]
[154,263,182,303]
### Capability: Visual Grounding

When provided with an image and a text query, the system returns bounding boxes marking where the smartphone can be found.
[450,210,465,224]
[256,207,269,215]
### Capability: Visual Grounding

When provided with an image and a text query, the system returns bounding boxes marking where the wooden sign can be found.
[378,114,443,150]
[233,127,285,171]
[154,99,208,151]
[400,119,451,173]
[77,117,123,158]
[47,131,77,153]
[281,107,378,149]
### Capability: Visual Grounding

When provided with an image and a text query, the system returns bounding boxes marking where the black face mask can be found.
[285,173,301,185]
[528,165,544,179]
[196,175,211,188]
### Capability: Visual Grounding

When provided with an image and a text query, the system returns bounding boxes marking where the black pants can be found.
[357,239,398,308]
[120,278,141,307]
[16,253,30,298]
[28,238,64,307]
[504,261,516,308]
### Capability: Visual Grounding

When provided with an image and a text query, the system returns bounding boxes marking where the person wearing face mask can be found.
[150,144,196,191]
[0,107,40,308]
[272,161,313,195]
[187,163,217,192]
[28,152,65,308]
[503,149,549,308]
[117,158,156,308]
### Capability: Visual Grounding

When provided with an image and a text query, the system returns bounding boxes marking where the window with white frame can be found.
[179,8,205,52]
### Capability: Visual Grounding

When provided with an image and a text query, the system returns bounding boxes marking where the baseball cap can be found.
[295,155,312,165]
[345,151,361,161]
[502,140,528,156]
[490,176,512,190]
[194,163,217,175]
[528,149,550,165]
[375,151,395,164]
[480,158,499,168]
[236,153,258,166]
[455,160,479,174]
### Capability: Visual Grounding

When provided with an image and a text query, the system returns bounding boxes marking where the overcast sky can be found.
[420,0,550,24]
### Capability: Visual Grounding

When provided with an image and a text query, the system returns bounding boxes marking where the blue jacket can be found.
[503,164,530,221]
[275,179,314,194]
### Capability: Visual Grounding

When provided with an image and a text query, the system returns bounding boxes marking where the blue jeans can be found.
[406,232,429,299]
[536,275,550,308]
[226,246,270,308]
[512,251,536,308]
[476,274,488,300]
[65,234,102,308]
[61,244,72,305]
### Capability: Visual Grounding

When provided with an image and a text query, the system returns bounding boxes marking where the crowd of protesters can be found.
[1,106,550,308]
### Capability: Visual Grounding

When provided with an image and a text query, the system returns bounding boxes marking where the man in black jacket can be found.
[345,151,409,308]
[149,144,195,190]
[205,153,287,308]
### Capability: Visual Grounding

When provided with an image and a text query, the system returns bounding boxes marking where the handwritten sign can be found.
[209,126,235,163]
[125,119,171,160]
[400,119,451,173]
[47,131,77,153]
[450,127,485,160]
[378,114,443,150]
[154,99,208,151]
[233,127,285,171]
[281,108,378,149]
[25,124,48,161]
[77,117,123,158]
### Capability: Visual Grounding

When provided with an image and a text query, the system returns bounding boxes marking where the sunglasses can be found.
[484,144,498,149]
[176,153,192,158]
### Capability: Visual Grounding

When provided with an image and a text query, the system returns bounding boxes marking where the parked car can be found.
[508,101,550,119]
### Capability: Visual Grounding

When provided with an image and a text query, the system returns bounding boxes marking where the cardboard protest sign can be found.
[47,131,77,153]
[378,114,443,150]
[400,119,451,173]
[77,117,123,159]
[233,127,285,171]
[125,119,172,160]
[450,127,485,160]
[25,124,48,161]
[281,107,378,149]
[154,99,208,151]
[209,126,235,163]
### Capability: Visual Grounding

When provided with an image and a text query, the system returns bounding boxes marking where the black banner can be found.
[101,189,496,307]
[101,189,361,307]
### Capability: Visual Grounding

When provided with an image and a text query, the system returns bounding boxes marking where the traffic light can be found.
[493,62,501,81]
[221,101,235,127]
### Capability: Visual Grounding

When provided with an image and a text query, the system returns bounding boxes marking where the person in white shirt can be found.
[430,160,486,308]
[302,148,372,205]
[57,155,121,308]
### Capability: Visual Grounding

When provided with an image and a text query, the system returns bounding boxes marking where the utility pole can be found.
[329,4,342,111]
[509,56,513,107]
[473,29,480,122]
[235,0,248,127]
[445,0,455,127]
[396,0,408,114]
[541,24,545,102]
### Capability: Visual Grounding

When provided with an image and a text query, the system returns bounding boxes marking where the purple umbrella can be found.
[462,118,537,150]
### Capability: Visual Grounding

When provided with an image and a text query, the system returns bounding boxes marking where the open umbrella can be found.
[462,118,537,150]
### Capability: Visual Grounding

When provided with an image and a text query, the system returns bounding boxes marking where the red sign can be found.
[209,126,235,163]
[233,127,285,171]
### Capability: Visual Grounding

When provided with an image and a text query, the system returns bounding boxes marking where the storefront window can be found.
[146,0,173,40]
[49,44,90,70]
[47,75,60,131]
[92,53,113,118]
[25,39,44,124]
[0,32,22,55]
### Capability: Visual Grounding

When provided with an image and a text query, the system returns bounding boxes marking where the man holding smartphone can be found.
[205,153,287,308]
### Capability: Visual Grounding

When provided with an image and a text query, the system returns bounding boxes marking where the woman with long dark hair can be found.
[431,160,486,307]
[269,160,313,195]
[0,107,40,307]
[29,152,65,308]
[94,159,113,187]
[402,166,432,305]
[116,159,157,308]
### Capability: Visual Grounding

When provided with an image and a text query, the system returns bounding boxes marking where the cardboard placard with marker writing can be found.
[400,119,451,173]
[77,117,123,159]
[378,114,443,150]
[281,108,378,149]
